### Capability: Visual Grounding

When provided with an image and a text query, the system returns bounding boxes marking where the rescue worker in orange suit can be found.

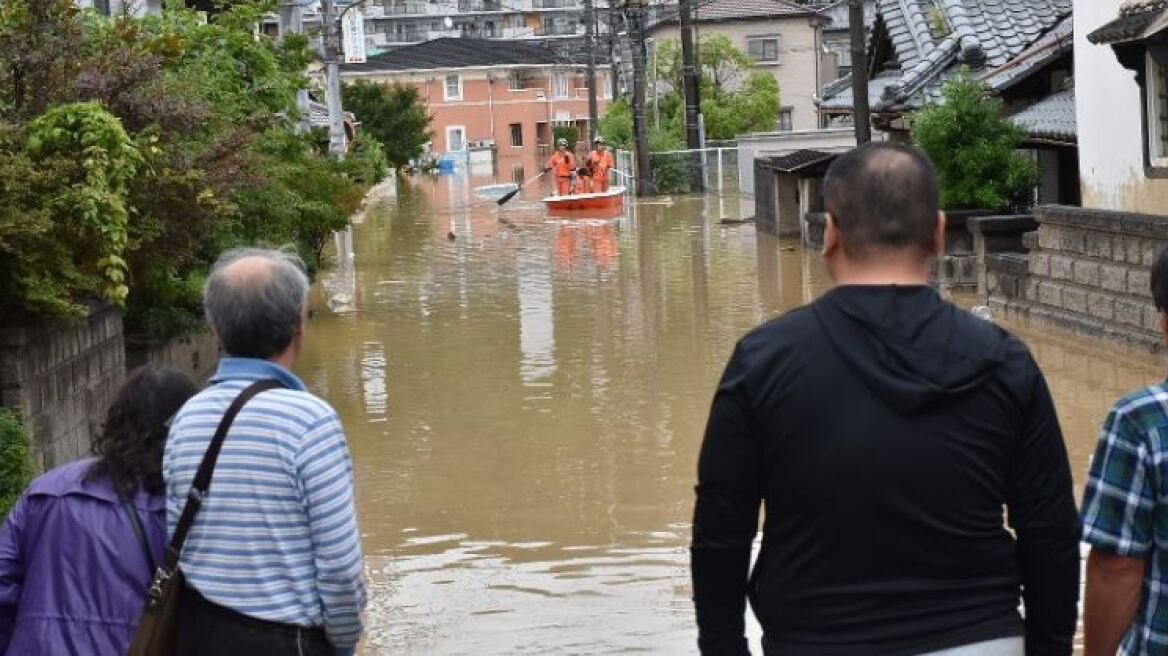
[585,136,615,193]
[545,138,577,196]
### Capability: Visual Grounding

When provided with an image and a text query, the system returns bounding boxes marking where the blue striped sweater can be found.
[163,358,366,649]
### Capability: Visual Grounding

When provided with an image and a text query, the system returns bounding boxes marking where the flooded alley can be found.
[297,170,1164,654]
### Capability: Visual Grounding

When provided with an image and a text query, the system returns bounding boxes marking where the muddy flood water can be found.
[297,169,1165,655]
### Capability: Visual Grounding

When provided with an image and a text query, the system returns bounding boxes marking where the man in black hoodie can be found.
[691,143,1080,656]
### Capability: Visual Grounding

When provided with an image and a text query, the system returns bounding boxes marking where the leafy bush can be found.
[598,98,633,149]
[553,125,580,149]
[342,81,432,169]
[0,409,32,520]
[0,0,411,336]
[596,36,780,195]
[0,103,140,318]
[912,73,1038,212]
[648,129,690,194]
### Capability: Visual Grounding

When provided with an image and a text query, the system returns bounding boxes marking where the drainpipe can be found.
[489,73,497,147]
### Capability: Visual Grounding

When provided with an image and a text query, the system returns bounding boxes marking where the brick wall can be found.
[985,205,1165,350]
[0,306,125,469]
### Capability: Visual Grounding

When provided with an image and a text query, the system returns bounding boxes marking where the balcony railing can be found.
[457,0,504,11]
[381,1,429,15]
[534,23,583,36]
[532,0,578,9]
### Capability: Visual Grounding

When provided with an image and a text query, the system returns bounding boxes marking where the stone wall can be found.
[968,215,1038,297]
[802,209,986,290]
[985,205,1165,350]
[0,306,125,469]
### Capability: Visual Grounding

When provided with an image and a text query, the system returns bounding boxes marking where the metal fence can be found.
[612,147,739,196]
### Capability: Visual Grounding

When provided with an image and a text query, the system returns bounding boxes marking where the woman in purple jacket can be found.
[0,365,197,655]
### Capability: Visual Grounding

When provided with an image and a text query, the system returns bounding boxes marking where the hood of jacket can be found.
[812,286,1009,415]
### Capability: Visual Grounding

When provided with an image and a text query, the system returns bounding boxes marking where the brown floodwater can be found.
[297,167,1165,654]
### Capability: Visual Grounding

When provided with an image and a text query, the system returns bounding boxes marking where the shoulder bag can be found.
[126,379,285,656]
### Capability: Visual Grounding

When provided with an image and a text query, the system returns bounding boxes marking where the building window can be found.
[554,72,569,99]
[779,107,793,132]
[444,74,462,101]
[509,70,524,90]
[447,125,466,152]
[600,71,611,99]
[1148,54,1168,168]
[747,37,780,64]
[510,123,524,147]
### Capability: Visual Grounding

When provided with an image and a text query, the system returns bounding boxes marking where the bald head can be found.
[204,248,310,360]
[823,142,940,260]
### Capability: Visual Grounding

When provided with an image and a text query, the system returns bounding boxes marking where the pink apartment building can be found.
[341,38,611,159]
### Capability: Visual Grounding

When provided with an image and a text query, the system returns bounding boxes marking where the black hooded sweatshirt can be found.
[692,286,1080,656]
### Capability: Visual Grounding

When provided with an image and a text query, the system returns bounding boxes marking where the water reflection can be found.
[298,165,1163,655]
[517,245,556,388]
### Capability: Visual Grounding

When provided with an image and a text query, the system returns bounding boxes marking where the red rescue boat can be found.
[542,185,627,214]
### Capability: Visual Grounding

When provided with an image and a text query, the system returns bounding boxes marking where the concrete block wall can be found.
[985,205,1165,350]
[126,329,220,387]
[0,306,125,469]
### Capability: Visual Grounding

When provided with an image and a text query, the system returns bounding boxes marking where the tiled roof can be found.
[651,0,820,27]
[306,100,356,127]
[1088,2,1168,45]
[341,38,570,73]
[981,15,1072,91]
[819,0,1072,113]
[764,149,838,173]
[1008,88,1076,143]
[818,72,903,111]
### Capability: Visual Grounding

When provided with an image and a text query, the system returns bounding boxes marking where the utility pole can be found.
[849,0,871,144]
[584,0,599,141]
[320,0,348,156]
[679,0,703,190]
[626,0,653,196]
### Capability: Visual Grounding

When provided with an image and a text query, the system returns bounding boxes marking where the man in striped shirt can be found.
[164,248,365,656]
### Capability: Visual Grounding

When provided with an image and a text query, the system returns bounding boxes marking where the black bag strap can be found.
[160,379,285,571]
[122,501,155,578]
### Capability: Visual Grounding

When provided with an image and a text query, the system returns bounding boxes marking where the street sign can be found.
[341,7,367,64]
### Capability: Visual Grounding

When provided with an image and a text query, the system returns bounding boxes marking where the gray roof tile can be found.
[820,0,1071,112]
[1009,88,1076,142]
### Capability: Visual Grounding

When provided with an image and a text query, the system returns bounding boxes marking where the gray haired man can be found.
[163,248,365,656]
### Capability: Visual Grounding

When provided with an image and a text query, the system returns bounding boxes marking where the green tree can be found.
[599,35,781,154]
[0,408,32,519]
[553,125,580,149]
[654,34,753,95]
[912,73,1038,211]
[0,0,388,335]
[0,103,140,318]
[598,97,632,148]
[342,80,433,169]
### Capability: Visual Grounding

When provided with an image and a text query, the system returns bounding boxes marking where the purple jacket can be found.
[0,458,166,656]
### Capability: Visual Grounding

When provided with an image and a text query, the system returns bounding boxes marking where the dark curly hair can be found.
[87,365,198,500]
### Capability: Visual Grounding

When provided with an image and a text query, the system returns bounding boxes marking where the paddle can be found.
[497,169,548,206]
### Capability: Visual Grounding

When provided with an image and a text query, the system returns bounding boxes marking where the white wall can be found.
[648,16,828,133]
[1076,0,1168,212]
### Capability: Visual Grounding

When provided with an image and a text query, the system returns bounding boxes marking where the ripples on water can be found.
[299,165,1164,654]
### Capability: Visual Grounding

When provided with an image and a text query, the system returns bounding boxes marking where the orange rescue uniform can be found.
[586,149,615,192]
[547,150,577,195]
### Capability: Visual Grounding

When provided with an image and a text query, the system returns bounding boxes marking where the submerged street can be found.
[297,170,1162,654]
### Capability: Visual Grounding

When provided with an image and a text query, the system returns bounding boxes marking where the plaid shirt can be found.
[1082,382,1168,655]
